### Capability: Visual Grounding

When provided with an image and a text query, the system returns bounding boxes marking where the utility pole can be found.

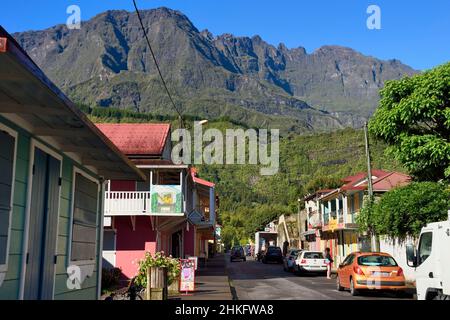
[364,121,378,251]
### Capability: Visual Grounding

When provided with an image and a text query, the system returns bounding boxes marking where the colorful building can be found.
[97,124,216,280]
[303,170,411,268]
[0,28,144,299]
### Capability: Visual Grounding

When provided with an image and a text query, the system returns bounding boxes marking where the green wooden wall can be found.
[0,116,101,300]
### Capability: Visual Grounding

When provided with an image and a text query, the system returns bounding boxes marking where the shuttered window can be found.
[70,172,98,262]
[0,128,15,267]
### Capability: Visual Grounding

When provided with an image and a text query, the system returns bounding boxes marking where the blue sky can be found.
[1,0,449,70]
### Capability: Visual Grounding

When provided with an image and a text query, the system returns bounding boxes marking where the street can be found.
[227,256,414,300]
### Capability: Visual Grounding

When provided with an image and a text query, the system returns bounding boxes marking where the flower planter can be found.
[168,277,180,295]
[146,266,168,300]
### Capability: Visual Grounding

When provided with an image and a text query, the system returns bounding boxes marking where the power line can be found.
[132,0,184,127]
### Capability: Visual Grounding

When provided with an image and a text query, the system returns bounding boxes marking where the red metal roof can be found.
[341,170,411,192]
[96,123,170,156]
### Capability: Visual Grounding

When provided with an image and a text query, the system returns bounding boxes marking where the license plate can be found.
[372,272,390,277]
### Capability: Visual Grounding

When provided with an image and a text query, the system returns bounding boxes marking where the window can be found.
[267,247,282,254]
[357,255,397,267]
[417,232,433,266]
[342,254,354,266]
[70,171,99,262]
[0,125,17,272]
[303,252,324,259]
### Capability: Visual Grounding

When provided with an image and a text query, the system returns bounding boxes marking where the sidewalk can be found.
[175,254,233,300]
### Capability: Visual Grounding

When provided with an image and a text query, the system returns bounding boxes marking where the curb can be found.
[224,254,239,300]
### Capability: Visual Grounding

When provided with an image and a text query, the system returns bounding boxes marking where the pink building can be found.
[97,124,216,280]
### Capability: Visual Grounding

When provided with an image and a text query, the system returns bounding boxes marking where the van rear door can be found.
[439,221,450,296]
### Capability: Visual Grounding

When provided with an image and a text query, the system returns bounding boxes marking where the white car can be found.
[295,251,328,275]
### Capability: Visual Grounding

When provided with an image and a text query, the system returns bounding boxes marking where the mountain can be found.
[12,7,417,132]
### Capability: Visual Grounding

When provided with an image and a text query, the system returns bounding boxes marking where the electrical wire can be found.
[132,0,184,127]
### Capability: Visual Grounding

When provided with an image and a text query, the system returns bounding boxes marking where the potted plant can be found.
[135,252,181,300]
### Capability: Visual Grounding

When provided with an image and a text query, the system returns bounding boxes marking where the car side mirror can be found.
[406,244,417,267]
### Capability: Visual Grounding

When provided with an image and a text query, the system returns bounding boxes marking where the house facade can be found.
[303,170,411,269]
[97,124,216,280]
[0,28,144,299]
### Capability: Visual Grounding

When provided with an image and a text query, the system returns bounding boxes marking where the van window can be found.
[417,232,433,266]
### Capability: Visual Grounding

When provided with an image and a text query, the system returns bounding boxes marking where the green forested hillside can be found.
[196,126,405,247]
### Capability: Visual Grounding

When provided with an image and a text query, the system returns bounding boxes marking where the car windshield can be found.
[303,252,323,259]
[358,255,397,267]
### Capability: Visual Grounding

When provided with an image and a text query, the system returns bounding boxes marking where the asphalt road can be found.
[227,256,414,300]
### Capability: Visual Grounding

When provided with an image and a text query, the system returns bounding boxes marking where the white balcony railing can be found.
[104,191,151,215]
[104,186,186,216]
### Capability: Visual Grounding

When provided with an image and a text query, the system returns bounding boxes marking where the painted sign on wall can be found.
[150,185,182,214]
[180,259,195,292]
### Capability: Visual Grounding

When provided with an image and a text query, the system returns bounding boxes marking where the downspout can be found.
[97,180,106,300]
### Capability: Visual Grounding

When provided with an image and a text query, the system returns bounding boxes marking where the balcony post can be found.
[209,187,215,225]
[336,197,340,223]
[343,195,348,224]
[320,202,325,224]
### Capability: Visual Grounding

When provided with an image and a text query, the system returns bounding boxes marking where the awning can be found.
[301,230,317,236]
[0,27,145,181]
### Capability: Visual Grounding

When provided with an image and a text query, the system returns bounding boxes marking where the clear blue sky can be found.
[1,0,449,70]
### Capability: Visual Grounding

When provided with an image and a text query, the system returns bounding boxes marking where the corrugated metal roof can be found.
[341,170,411,192]
[96,123,170,156]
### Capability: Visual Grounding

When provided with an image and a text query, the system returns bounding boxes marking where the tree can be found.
[358,182,450,240]
[304,175,343,194]
[369,62,450,181]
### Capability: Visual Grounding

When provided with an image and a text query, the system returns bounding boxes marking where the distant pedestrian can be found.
[324,248,333,279]
[282,240,289,256]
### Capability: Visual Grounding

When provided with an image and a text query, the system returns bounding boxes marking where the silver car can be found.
[283,249,301,272]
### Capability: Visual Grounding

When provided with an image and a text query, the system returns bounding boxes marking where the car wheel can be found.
[350,278,359,296]
[336,276,344,291]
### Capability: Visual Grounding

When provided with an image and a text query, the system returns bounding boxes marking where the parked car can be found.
[283,249,301,272]
[230,246,246,262]
[262,246,283,264]
[295,251,328,275]
[336,252,406,296]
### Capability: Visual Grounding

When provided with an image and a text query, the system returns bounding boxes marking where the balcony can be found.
[104,185,184,216]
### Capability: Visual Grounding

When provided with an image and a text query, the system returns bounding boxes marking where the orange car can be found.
[336,252,406,296]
